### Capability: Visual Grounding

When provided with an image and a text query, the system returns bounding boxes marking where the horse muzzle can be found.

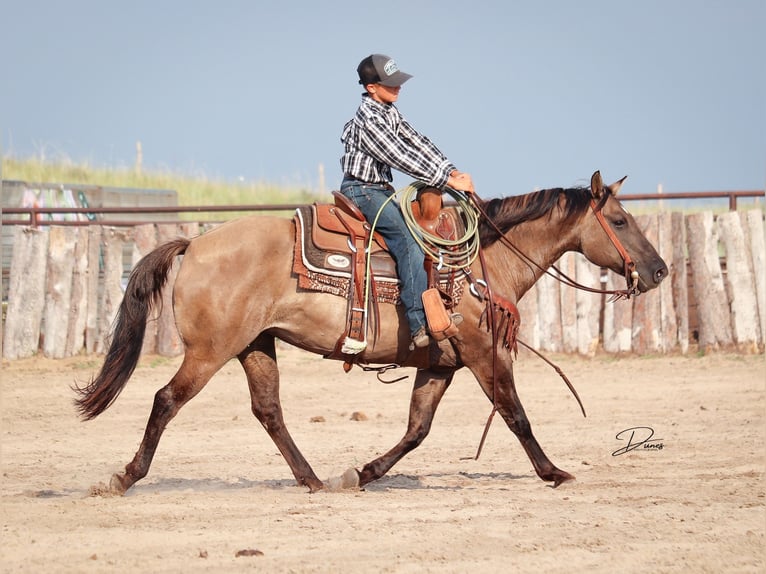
[635,259,668,292]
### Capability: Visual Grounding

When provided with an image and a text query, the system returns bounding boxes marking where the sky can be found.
[2,0,764,198]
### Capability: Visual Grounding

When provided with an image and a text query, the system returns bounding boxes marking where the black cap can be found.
[357,54,413,87]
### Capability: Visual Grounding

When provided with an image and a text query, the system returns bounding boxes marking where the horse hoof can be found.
[551,471,576,488]
[325,468,360,492]
[107,473,129,495]
[341,468,360,489]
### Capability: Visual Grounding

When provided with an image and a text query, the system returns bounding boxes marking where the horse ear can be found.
[608,175,628,196]
[590,171,604,199]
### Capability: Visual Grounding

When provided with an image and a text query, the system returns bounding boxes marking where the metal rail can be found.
[2,190,763,227]
[1,203,304,227]
[618,190,763,211]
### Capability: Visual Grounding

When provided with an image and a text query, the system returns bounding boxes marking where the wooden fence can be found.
[2,210,765,360]
[518,210,765,355]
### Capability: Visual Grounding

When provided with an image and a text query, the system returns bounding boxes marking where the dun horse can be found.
[75,171,667,495]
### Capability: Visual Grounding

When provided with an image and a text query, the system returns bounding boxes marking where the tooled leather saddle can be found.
[292,187,467,360]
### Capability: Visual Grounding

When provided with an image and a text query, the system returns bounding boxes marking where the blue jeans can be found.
[340,177,427,336]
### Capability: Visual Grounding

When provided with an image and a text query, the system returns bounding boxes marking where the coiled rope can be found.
[398,181,481,270]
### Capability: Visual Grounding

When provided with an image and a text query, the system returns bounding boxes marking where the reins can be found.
[468,192,641,301]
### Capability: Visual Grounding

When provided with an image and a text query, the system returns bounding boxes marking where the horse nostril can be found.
[654,266,668,284]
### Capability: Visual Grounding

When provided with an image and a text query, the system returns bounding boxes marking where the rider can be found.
[340,54,475,350]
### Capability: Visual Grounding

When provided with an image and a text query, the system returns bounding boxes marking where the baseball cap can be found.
[357,54,413,87]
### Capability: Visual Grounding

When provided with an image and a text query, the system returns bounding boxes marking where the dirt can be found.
[1,347,764,573]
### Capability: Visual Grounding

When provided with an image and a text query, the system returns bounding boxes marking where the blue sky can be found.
[2,0,764,198]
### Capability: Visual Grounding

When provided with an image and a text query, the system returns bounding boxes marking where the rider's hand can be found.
[448,172,475,195]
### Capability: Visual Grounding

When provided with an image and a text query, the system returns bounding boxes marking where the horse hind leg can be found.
[239,336,324,492]
[103,357,223,495]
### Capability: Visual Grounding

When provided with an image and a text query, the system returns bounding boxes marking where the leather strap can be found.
[590,199,637,292]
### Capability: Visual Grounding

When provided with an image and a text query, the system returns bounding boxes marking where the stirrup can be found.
[341,337,367,354]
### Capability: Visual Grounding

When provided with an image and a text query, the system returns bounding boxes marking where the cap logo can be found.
[383,59,399,77]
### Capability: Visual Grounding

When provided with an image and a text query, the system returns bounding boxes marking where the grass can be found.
[2,155,332,214]
[3,155,760,218]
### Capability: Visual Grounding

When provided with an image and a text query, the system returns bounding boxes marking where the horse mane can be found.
[477,186,594,246]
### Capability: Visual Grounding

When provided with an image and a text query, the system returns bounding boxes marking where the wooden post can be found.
[135,140,143,175]
[517,283,539,351]
[559,253,577,353]
[180,222,200,239]
[84,226,102,354]
[657,212,678,352]
[603,269,633,353]
[42,226,77,358]
[536,269,563,352]
[717,212,759,352]
[97,227,132,354]
[66,227,90,357]
[575,253,600,356]
[631,215,662,354]
[670,212,689,353]
[3,227,49,359]
[742,209,765,348]
[686,212,733,351]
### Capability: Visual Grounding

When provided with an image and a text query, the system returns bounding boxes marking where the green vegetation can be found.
[2,155,331,211]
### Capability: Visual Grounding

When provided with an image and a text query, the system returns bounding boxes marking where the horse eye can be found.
[612,217,626,228]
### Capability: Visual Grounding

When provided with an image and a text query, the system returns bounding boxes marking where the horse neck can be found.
[482,215,578,300]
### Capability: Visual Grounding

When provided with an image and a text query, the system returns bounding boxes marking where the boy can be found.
[340,54,474,349]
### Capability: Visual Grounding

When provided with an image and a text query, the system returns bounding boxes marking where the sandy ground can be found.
[1,347,764,573]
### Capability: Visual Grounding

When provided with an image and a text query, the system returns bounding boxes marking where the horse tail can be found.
[73,238,190,421]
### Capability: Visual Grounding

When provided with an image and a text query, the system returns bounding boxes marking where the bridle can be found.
[589,196,640,298]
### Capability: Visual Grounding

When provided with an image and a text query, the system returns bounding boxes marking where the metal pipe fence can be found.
[2,190,763,227]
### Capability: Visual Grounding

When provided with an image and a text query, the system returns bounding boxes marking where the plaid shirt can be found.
[340,95,456,188]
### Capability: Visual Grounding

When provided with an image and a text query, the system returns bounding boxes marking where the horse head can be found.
[579,171,668,293]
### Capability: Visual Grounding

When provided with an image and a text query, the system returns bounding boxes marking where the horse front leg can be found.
[473,361,575,487]
[339,369,454,489]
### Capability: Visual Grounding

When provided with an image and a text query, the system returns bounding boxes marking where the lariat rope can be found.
[398,181,482,270]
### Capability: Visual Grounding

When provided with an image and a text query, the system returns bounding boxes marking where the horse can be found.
[74,171,667,495]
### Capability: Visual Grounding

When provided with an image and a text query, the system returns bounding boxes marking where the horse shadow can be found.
[363,471,528,491]
[118,470,529,495]
[20,470,531,498]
